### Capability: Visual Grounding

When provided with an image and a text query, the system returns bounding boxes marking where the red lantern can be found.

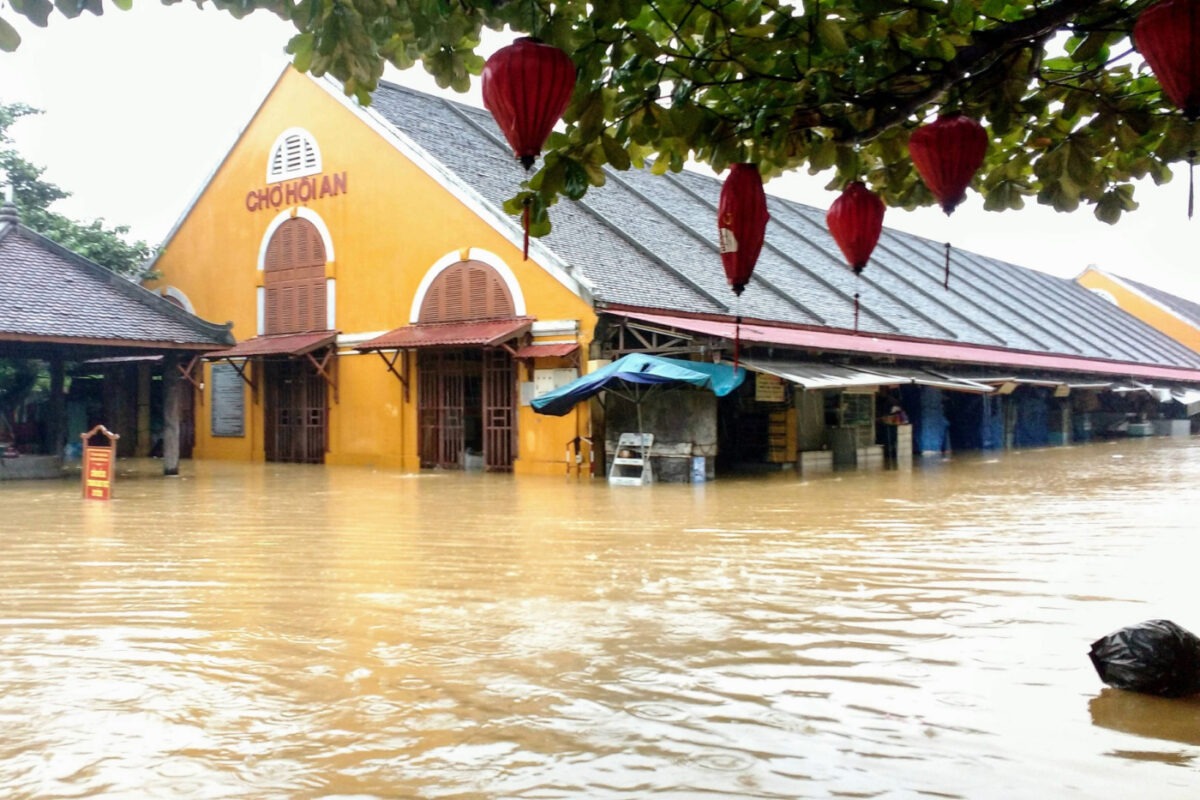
[1134,0,1200,120]
[482,37,577,170]
[718,163,770,296]
[908,114,988,215]
[826,181,885,275]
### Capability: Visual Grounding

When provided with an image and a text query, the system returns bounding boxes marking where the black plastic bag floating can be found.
[1089,619,1200,698]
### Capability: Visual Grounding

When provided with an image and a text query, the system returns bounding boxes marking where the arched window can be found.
[417,260,515,324]
[159,286,195,313]
[263,217,328,334]
[267,128,322,184]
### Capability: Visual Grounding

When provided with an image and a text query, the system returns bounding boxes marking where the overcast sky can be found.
[3,4,1198,301]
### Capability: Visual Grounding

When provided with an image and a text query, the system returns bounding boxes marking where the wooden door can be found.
[418,350,465,469]
[482,349,515,471]
[264,359,327,464]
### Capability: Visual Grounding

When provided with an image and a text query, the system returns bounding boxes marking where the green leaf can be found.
[815,19,847,54]
[1068,32,1109,64]
[287,32,316,71]
[583,159,606,187]
[601,134,631,170]
[0,17,20,52]
[563,158,590,199]
[1093,186,1136,224]
[9,0,53,27]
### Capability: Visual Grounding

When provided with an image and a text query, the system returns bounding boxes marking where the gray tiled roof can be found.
[1120,273,1200,329]
[0,219,234,351]
[369,80,1200,371]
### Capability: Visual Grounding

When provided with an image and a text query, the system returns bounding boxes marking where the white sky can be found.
[3,4,1198,301]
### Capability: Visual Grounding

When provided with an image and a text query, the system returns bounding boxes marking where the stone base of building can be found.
[0,455,65,480]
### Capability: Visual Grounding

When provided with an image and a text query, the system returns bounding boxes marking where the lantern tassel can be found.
[1189,150,1196,220]
[943,242,951,289]
[853,291,860,333]
[522,197,531,261]
[732,293,742,370]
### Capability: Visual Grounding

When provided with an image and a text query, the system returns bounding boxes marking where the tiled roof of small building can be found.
[368,80,1200,371]
[0,214,234,351]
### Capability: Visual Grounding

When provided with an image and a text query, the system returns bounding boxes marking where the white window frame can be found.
[266,127,322,184]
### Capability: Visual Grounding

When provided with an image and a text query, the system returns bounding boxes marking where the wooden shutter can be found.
[418,260,515,323]
[263,218,328,334]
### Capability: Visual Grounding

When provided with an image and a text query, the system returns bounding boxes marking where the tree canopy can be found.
[1,103,153,277]
[3,1,1195,231]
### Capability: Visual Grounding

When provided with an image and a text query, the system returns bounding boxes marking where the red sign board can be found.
[81,425,119,501]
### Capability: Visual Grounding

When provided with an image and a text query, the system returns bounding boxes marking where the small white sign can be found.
[535,368,579,396]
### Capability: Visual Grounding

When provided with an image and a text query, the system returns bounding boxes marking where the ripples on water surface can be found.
[2,438,1199,798]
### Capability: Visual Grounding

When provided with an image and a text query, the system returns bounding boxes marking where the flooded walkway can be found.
[2,438,1199,798]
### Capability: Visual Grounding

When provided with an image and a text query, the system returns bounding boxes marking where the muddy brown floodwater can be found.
[2,437,1200,799]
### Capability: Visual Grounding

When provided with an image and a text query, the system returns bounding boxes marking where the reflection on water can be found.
[1090,689,1200,747]
[2,438,1200,798]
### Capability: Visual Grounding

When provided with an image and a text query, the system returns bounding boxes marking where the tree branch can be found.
[831,0,1113,143]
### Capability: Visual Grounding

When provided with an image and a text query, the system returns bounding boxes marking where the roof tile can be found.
[364,80,1200,371]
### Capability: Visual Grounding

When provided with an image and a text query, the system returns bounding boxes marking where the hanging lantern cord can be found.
[733,292,742,370]
[943,242,951,289]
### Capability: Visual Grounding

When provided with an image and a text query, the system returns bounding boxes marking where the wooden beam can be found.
[305,347,339,404]
[178,355,204,405]
[373,349,410,401]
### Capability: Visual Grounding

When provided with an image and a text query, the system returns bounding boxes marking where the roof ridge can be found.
[14,223,234,344]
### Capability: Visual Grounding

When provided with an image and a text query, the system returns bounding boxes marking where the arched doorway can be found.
[262,217,330,464]
[415,259,520,471]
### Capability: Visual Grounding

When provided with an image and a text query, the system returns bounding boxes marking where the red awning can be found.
[513,342,579,359]
[206,331,337,359]
[614,311,1200,384]
[356,318,532,350]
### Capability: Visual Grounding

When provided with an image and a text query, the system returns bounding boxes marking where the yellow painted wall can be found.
[1076,268,1200,354]
[149,68,596,475]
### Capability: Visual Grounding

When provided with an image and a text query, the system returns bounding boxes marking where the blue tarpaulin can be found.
[531,353,745,417]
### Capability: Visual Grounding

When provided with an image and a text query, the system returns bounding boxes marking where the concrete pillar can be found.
[1003,397,1016,450]
[162,353,181,476]
[48,358,66,457]
[136,362,153,456]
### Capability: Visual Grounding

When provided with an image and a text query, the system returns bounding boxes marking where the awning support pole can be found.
[178,355,204,405]
[374,349,410,402]
[217,357,259,403]
[305,347,339,404]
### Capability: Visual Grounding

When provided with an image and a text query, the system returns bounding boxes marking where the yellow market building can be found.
[1076,266,1200,355]
[149,68,596,475]
[147,68,1200,479]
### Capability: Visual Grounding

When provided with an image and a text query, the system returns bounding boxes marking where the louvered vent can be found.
[267,129,322,183]
[264,218,328,334]
[418,260,515,323]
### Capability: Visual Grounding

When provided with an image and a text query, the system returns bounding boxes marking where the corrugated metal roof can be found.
[740,360,994,393]
[741,360,895,391]
[617,310,1200,384]
[356,319,532,350]
[364,80,1200,374]
[207,331,336,359]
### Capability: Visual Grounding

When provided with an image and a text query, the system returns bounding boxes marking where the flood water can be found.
[2,438,1200,799]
